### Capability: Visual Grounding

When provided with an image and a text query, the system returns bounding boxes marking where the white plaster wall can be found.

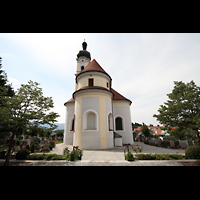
[63,106,74,145]
[115,138,122,146]
[77,73,110,90]
[113,104,134,145]
[106,98,114,148]
[81,96,101,149]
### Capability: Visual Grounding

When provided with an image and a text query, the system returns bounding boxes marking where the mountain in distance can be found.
[41,123,65,130]
[55,123,65,130]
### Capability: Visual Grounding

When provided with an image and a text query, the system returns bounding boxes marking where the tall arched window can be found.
[71,119,74,131]
[108,113,113,131]
[87,112,96,130]
[70,116,75,131]
[115,117,123,130]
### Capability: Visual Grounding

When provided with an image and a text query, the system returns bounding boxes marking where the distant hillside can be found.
[132,122,142,129]
[54,123,65,130]
[41,123,65,130]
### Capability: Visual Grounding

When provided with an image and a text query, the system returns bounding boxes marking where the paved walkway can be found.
[24,160,184,166]
[49,142,185,162]
[49,143,73,155]
[0,142,190,166]
[133,142,185,154]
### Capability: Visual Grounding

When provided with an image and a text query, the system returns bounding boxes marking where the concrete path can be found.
[24,160,183,166]
[82,149,125,161]
[49,143,73,155]
[0,142,189,166]
[133,142,185,154]
[49,142,185,162]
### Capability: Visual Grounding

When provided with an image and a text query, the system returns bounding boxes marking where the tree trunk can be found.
[4,132,15,166]
[197,130,199,138]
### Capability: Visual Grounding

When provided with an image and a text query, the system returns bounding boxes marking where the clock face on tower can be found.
[81,59,85,62]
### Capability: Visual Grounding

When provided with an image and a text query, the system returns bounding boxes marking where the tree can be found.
[56,130,64,137]
[153,80,200,138]
[0,57,15,98]
[0,80,60,166]
[0,58,15,144]
[141,123,150,137]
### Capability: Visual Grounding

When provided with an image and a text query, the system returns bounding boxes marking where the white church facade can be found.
[63,41,134,149]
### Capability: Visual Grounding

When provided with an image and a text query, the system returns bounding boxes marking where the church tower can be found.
[75,40,91,91]
[76,40,91,74]
[64,41,134,149]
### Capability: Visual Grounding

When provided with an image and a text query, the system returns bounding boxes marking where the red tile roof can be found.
[133,126,177,135]
[81,59,107,73]
[64,98,75,106]
[76,59,111,81]
[65,59,132,106]
[111,88,132,104]
[72,86,113,98]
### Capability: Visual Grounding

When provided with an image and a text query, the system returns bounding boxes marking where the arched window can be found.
[70,116,75,131]
[108,113,113,131]
[115,117,123,130]
[87,112,96,130]
[71,119,74,131]
[81,66,84,71]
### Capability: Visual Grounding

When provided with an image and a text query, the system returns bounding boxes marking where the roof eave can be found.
[76,70,112,83]
[113,99,132,105]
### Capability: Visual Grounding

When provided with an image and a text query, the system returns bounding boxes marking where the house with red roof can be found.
[134,125,177,136]
[63,41,134,149]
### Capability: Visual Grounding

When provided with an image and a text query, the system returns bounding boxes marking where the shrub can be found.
[131,146,143,153]
[169,154,185,160]
[50,141,55,148]
[161,140,170,148]
[16,139,21,146]
[16,149,30,160]
[26,145,30,150]
[155,154,169,160]
[185,145,200,159]
[27,154,45,160]
[136,154,156,160]
[51,155,66,160]
[144,139,149,144]
[69,149,83,161]
[135,153,185,160]
[26,153,67,160]
[30,144,35,153]
[45,154,58,160]
[63,147,70,155]
[49,144,53,150]
[125,151,135,161]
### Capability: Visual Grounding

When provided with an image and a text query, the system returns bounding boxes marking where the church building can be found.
[63,41,134,149]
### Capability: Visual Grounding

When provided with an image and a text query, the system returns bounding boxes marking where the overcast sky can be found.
[1,33,200,126]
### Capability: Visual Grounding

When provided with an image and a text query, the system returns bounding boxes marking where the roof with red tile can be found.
[76,59,111,80]
[72,86,113,98]
[64,86,132,105]
[65,59,132,106]
[111,88,132,104]
[64,98,75,106]
[133,126,177,135]
[81,59,107,73]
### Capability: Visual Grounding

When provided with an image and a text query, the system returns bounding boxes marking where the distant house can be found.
[133,125,176,135]
[51,132,56,135]
[148,126,163,135]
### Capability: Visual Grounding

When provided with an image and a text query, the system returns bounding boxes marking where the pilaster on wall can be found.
[100,96,107,149]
